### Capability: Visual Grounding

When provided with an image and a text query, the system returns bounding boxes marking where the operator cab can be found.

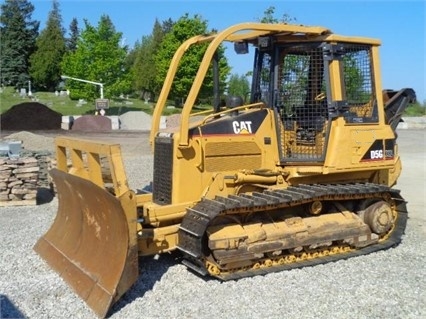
[247,37,379,162]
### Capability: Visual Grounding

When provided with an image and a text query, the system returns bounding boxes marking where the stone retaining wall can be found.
[0,151,53,206]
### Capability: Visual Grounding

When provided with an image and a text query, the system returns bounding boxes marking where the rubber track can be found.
[177,183,408,280]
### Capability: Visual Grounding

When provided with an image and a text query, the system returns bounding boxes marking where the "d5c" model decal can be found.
[362,139,395,161]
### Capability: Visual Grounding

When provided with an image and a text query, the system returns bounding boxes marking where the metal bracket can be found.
[323,44,345,61]
[328,100,349,118]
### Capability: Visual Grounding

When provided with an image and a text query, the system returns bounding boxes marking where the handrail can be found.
[149,34,216,148]
[200,102,265,125]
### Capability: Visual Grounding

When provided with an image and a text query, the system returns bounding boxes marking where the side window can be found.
[277,44,327,121]
[251,50,272,106]
[276,44,328,162]
[278,49,310,113]
[342,45,378,123]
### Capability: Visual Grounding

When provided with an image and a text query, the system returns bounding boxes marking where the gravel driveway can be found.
[0,129,424,319]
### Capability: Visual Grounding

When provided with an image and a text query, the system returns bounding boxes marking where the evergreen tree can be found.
[61,15,131,101]
[161,18,174,34]
[67,18,79,52]
[0,0,39,88]
[132,34,154,100]
[29,0,66,91]
[132,18,173,101]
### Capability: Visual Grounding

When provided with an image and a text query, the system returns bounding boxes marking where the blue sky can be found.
[31,0,425,102]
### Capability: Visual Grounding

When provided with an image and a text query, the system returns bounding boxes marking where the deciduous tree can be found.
[61,15,131,100]
[258,6,296,24]
[227,73,250,101]
[155,14,230,106]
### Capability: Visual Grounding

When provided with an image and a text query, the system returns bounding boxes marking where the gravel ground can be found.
[0,129,425,319]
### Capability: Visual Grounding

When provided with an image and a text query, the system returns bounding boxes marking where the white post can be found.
[28,80,32,96]
[61,75,104,98]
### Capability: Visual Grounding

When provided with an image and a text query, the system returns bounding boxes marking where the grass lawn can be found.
[0,86,185,116]
[2,86,422,118]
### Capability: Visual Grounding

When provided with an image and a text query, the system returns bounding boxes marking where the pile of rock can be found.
[0,151,53,206]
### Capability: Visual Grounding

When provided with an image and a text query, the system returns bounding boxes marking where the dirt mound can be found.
[2,131,55,152]
[71,115,112,131]
[1,102,62,130]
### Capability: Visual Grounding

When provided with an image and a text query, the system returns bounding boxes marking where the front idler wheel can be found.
[363,200,394,235]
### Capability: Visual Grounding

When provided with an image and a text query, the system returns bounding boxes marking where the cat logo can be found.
[232,121,253,134]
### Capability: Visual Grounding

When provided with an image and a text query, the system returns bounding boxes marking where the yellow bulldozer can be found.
[34,23,416,317]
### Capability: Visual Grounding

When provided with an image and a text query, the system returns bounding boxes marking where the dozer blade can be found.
[34,169,138,318]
